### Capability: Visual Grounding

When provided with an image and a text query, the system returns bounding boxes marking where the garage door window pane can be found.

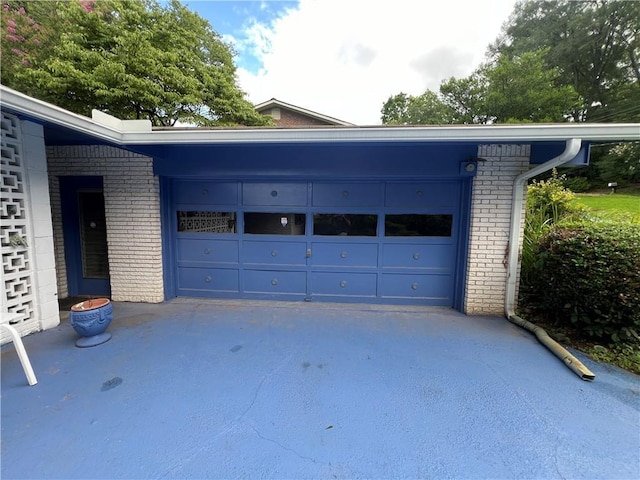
[385,214,453,237]
[314,214,378,236]
[244,213,306,235]
[178,211,236,233]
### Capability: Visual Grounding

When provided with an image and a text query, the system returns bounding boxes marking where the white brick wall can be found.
[464,144,530,315]
[47,146,164,303]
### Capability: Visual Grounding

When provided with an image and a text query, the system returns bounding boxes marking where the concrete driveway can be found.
[1,300,638,479]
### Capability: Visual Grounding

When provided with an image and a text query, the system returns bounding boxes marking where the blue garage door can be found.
[170,180,464,306]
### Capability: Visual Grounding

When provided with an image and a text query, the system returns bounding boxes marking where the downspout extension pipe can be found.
[509,314,595,381]
[505,138,595,381]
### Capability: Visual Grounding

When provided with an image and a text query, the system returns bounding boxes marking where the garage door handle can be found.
[306,249,312,258]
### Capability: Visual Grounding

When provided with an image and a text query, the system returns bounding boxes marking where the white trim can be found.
[91,110,152,132]
[2,85,639,146]
[1,86,123,142]
[127,123,640,145]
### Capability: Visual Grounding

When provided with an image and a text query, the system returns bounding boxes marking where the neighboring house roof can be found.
[255,98,355,127]
[1,86,639,147]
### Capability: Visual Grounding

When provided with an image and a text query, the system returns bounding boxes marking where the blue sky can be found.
[181,1,298,73]
[178,0,518,125]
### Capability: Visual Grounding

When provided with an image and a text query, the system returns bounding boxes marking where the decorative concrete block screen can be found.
[1,113,37,341]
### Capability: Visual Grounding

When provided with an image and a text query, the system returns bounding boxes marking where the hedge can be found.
[526,220,640,342]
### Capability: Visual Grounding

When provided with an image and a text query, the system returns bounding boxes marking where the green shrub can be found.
[526,170,579,222]
[562,175,591,193]
[527,221,640,342]
[521,170,585,284]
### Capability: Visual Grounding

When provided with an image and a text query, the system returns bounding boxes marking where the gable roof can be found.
[254,98,355,126]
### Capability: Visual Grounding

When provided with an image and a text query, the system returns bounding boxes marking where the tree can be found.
[1,2,60,85]
[492,0,640,122]
[490,0,639,186]
[439,70,489,124]
[381,91,454,125]
[381,50,579,125]
[483,49,580,123]
[593,142,640,186]
[1,0,270,127]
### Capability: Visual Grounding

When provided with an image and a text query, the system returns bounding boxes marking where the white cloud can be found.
[409,47,474,86]
[236,0,518,125]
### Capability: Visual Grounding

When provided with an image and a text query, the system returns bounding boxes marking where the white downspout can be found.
[505,138,595,381]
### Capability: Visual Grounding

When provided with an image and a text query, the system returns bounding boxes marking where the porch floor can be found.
[1,299,638,479]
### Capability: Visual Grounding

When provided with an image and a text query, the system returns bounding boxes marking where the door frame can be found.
[59,176,111,297]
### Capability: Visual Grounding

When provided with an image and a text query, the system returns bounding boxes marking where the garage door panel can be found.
[243,183,307,206]
[312,183,380,207]
[382,244,455,269]
[385,182,460,207]
[311,272,377,296]
[243,240,307,265]
[311,242,378,267]
[381,273,453,301]
[177,238,238,263]
[178,267,239,292]
[244,270,307,294]
[173,181,238,205]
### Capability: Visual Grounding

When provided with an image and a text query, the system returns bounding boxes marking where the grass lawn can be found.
[574,187,640,222]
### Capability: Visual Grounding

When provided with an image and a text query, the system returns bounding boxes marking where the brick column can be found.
[464,145,530,315]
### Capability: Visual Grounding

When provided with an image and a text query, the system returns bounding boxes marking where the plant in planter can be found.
[69,298,113,347]
[8,233,28,247]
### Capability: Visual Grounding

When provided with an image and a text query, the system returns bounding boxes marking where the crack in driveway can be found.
[248,424,331,467]
[239,349,297,419]
[160,350,298,478]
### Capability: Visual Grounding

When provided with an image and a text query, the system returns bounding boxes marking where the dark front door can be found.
[60,176,110,296]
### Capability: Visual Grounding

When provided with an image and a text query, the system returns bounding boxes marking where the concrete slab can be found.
[1,300,638,479]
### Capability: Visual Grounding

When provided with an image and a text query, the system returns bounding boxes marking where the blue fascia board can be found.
[150,142,481,178]
[530,142,591,167]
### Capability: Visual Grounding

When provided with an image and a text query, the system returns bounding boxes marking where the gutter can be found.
[505,138,596,381]
[2,85,640,145]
